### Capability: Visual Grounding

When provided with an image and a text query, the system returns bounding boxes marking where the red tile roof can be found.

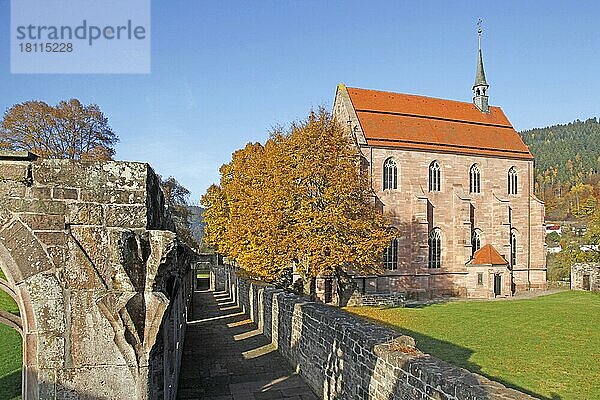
[346,87,533,160]
[470,244,508,265]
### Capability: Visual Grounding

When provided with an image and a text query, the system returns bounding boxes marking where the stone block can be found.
[56,366,137,400]
[0,180,26,197]
[0,163,28,181]
[0,220,54,281]
[3,198,66,215]
[80,188,145,204]
[93,161,148,190]
[35,199,67,215]
[25,272,64,301]
[36,369,57,399]
[33,300,65,335]
[20,213,66,231]
[23,333,38,367]
[69,226,112,285]
[46,246,67,267]
[34,231,68,247]
[67,203,104,225]
[37,334,65,369]
[53,187,78,200]
[0,203,12,229]
[62,235,107,290]
[30,186,52,200]
[105,204,147,228]
[68,290,129,367]
[41,160,148,191]
[32,160,88,187]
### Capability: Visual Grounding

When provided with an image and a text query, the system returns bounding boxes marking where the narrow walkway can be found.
[177,290,318,400]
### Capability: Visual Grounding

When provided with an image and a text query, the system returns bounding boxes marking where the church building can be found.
[332,43,546,299]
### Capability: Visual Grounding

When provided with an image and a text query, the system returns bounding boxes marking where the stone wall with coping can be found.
[214,264,536,400]
[346,292,405,307]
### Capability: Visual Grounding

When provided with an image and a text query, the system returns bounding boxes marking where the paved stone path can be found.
[177,289,319,400]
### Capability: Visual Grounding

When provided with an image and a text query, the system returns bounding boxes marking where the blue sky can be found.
[1,1,599,199]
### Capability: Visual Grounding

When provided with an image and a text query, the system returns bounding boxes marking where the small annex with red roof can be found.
[469,244,509,266]
[466,244,512,298]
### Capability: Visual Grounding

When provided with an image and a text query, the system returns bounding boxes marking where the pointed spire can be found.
[472,19,489,113]
[474,49,488,87]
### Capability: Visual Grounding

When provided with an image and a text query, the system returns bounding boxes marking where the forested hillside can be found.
[520,118,600,220]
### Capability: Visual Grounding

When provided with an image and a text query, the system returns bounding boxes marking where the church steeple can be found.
[473,19,489,113]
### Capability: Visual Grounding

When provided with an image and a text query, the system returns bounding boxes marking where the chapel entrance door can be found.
[583,274,590,291]
[494,274,502,297]
[324,278,333,303]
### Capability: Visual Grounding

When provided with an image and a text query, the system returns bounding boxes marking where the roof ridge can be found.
[354,108,514,129]
[346,86,502,110]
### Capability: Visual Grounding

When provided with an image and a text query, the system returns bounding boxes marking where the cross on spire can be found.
[477,18,483,50]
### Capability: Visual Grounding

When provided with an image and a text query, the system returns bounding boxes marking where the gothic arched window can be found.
[383,158,397,190]
[510,230,517,266]
[508,167,518,195]
[471,229,481,256]
[429,161,441,192]
[428,229,441,269]
[383,237,398,270]
[470,164,481,193]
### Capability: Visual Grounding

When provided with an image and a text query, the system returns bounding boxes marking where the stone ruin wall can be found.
[345,292,406,307]
[571,263,600,292]
[214,264,536,400]
[0,152,194,399]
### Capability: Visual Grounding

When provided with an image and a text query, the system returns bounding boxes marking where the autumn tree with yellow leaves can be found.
[202,109,393,299]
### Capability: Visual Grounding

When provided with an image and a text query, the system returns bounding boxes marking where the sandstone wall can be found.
[364,147,546,296]
[0,151,194,400]
[215,264,536,400]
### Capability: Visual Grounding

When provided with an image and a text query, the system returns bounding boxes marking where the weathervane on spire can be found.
[477,18,483,50]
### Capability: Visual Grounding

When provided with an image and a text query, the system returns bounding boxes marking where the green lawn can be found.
[0,271,22,400]
[345,291,600,400]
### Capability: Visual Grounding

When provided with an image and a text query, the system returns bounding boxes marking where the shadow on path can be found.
[177,290,318,400]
